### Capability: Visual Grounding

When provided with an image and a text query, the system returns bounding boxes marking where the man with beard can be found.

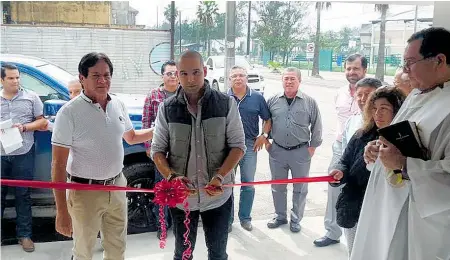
[314,54,367,247]
[151,50,245,259]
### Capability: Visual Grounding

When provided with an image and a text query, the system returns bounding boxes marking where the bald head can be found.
[394,68,413,96]
[68,78,82,99]
[177,50,207,94]
[178,50,204,67]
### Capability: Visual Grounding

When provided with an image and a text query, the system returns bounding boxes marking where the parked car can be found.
[1,54,157,233]
[205,55,265,95]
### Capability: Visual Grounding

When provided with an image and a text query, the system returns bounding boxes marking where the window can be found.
[36,64,76,87]
[20,73,63,102]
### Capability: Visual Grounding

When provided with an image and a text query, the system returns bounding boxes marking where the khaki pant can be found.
[68,173,127,260]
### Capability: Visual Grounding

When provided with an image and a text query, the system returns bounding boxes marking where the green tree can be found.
[312,2,331,77]
[197,1,219,57]
[253,1,309,62]
[163,4,178,23]
[375,4,389,81]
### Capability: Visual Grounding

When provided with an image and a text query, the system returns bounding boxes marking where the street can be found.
[1,69,393,259]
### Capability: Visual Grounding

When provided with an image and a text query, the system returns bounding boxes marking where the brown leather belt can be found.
[68,174,120,185]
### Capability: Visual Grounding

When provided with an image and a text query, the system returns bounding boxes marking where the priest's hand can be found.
[364,140,380,164]
[378,136,407,170]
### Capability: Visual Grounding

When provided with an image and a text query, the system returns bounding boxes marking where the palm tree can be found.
[197,1,219,57]
[375,4,389,81]
[312,2,331,77]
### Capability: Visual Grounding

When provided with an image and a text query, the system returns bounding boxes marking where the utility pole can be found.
[413,5,418,33]
[156,6,159,28]
[179,11,182,54]
[224,1,236,92]
[170,1,175,60]
[246,1,251,56]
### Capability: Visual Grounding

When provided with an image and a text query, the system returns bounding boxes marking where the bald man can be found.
[151,50,246,260]
[39,79,83,131]
[393,68,414,96]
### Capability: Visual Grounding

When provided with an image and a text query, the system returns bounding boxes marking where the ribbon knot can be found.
[153,179,192,260]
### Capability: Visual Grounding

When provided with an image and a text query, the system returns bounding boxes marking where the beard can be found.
[346,76,361,84]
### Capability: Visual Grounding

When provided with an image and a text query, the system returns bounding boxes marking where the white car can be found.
[205,55,265,95]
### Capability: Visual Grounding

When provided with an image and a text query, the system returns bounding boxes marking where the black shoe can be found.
[240,221,253,231]
[313,236,340,247]
[157,229,162,240]
[267,218,288,229]
[289,222,301,233]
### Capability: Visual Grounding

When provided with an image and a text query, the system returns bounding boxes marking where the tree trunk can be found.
[375,5,388,82]
[312,6,321,76]
[207,33,211,57]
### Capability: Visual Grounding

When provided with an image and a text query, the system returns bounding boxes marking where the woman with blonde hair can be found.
[328,86,406,258]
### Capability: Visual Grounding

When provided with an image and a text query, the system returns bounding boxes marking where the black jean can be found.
[170,196,232,260]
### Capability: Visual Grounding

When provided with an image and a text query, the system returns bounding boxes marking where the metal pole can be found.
[370,23,375,68]
[246,1,251,56]
[224,1,236,92]
[413,5,418,33]
[179,11,182,54]
[170,1,175,60]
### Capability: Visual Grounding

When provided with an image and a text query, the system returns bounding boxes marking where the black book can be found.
[377,120,428,160]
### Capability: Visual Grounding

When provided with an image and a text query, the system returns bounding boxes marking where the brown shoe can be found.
[19,238,35,252]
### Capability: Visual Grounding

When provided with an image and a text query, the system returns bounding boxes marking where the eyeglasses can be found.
[164,71,177,77]
[402,54,435,72]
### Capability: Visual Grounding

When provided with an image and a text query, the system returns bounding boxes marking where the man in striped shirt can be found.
[142,60,178,238]
[1,63,47,252]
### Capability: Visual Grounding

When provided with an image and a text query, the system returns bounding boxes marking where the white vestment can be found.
[350,83,450,260]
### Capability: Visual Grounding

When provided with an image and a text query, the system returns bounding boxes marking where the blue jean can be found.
[152,168,172,229]
[1,147,35,238]
[171,196,232,260]
[230,141,257,224]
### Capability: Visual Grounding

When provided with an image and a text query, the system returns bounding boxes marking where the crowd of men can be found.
[1,27,450,260]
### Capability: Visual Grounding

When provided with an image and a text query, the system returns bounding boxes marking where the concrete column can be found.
[433,1,450,30]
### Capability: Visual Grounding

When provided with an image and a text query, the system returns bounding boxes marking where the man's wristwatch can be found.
[261,133,269,139]
[166,172,182,181]
[212,174,224,184]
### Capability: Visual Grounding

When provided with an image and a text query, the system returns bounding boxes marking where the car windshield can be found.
[214,57,251,69]
[36,63,76,87]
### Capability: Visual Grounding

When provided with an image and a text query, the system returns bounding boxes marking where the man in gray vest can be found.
[265,67,323,233]
[151,50,246,260]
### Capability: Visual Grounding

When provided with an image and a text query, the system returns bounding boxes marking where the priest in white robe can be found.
[350,27,450,260]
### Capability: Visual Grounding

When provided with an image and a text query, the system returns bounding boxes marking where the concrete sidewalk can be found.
[1,217,348,260]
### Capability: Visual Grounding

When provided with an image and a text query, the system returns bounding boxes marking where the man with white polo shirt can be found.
[51,52,154,260]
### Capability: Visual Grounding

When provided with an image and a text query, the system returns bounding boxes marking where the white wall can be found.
[433,1,450,30]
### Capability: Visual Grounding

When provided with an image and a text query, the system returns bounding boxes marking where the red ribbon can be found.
[0,176,334,192]
[0,175,334,259]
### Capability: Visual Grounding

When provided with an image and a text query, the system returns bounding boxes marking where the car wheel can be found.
[123,162,157,234]
[212,81,219,91]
